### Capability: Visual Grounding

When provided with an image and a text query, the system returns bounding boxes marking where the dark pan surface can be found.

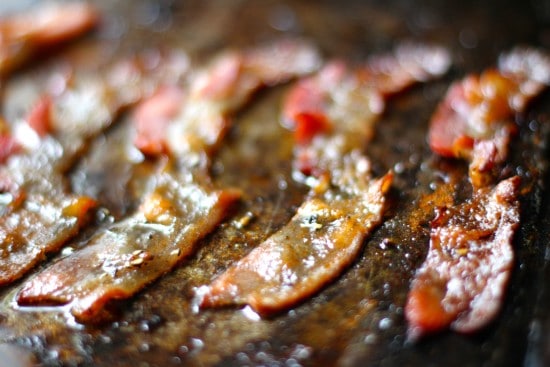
[1,0,550,366]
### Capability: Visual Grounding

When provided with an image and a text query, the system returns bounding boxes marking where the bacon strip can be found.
[17,40,321,322]
[198,168,393,315]
[0,3,99,76]
[0,51,190,285]
[197,44,450,315]
[429,47,550,187]
[134,39,321,159]
[405,176,520,339]
[406,49,550,340]
[283,43,451,177]
[17,171,240,322]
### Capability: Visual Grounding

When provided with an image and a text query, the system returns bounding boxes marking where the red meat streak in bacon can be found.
[0,3,99,75]
[0,95,51,163]
[17,39,322,322]
[197,43,450,316]
[0,118,20,163]
[25,95,53,137]
[133,86,185,155]
[407,48,550,339]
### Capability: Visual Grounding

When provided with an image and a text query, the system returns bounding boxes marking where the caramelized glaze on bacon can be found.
[405,176,520,339]
[197,44,450,315]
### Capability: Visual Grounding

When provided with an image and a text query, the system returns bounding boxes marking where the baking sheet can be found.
[0,1,549,366]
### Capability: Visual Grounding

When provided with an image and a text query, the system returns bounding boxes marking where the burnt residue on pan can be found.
[0,0,549,366]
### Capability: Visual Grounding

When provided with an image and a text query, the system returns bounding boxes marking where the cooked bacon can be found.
[405,49,546,340]
[282,43,451,176]
[17,40,318,321]
[0,51,190,285]
[429,47,550,187]
[405,176,520,340]
[198,162,392,315]
[17,171,240,322]
[0,3,99,75]
[2,49,189,164]
[134,39,321,159]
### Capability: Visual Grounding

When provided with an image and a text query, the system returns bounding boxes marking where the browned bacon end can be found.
[405,176,520,340]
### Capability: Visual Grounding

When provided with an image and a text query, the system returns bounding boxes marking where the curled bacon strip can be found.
[407,48,550,340]
[198,169,393,315]
[405,176,520,339]
[429,47,550,187]
[0,3,99,75]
